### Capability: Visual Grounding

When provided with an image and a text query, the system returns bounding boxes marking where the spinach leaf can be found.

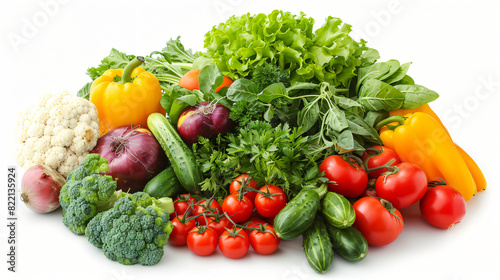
[383,62,411,85]
[344,111,382,144]
[363,110,389,128]
[258,83,288,103]
[357,79,405,111]
[332,95,365,117]
[360,48,380,67]
[379,59,401,81]
[395,84,439,109]
[226,78,259,102]
[286,82,318,94]
[198,64,224,93]
[356,62,391,92]
[297,99,320,134]
[394,75,415,86]
[337,130,365,154]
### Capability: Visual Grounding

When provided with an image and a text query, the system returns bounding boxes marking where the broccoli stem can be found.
[95,190,126,212]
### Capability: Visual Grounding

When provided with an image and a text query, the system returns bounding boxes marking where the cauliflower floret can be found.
[15,91,100,177]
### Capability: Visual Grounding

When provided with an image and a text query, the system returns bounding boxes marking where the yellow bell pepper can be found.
[375,112,477,201]
[90,56,165,135]
[384,104,486,192]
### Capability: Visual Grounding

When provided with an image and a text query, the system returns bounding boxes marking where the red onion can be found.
[91,125,168,193]
[177,101,234,143]
[21,165,65,213]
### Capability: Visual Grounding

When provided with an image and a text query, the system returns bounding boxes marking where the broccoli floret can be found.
[251,64,291,91]
[85,192,174,266]
[59,154,122,235]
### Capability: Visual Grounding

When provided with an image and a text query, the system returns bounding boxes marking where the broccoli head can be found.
[59,154,122,235]
[251,64,291,91]
[85,192,174,266]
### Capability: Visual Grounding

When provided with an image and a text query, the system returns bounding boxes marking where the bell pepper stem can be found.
[375,116,406,131]
[120,56,145,84]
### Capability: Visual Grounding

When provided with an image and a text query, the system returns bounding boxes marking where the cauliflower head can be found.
[16,91,100,177]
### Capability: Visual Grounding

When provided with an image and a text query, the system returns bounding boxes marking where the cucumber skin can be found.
[321,192,356,229]
[143,166,185,198]
[147,113,203,194]
[327,225,368,262]
[274,189,320,240]
[303,216,334,274]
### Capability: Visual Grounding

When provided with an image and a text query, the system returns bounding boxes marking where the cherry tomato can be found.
[353,197,404,246]
[187,226,218,256]
[230,174,258,201]
[319,155,368,197]
[419,186,466,229]
[171,194,197,219]
[361,145,401,178]
[169,215,197,246]
[249,224,280,255]
[222,194,254,223]
[178,69,233,92]
[243,217,267,235]
[193,199,223,225]
[254,185,287,218]
[219,227,250,259]
[375,162,428,209]
[207,217,232,237]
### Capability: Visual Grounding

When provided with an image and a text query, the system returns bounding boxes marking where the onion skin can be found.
[91,125,168,193]
[21,165,65,213]
[177,102,234,144]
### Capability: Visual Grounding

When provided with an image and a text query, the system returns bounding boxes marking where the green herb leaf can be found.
[357,79,405,111]
[199,64,224,93]
[383,62,412,85]
[297,99,320,134]
[324,106,349,132]
[395,84,439,109]
[332,95,364,117]
[345,111,382,145]
[337,130,365,154]
[77,82,92,100]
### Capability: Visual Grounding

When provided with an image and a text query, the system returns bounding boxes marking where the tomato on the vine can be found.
[361,145,401,178]
[419,185,466,229]
[219,227,250,259]
[230,174,258,201]
[171,194,197,219]
[178,69,233,92]
[187,226,218,256]
[375,162,428,209]
[353,196,404,246]
[193,199,223,225]
[243,217,267,235]
[319,155,368,197]
[169,214,197,246]
[254,185,287,218]
[249,224,280,255]
[222,194,254,223]
[207,217,232,237]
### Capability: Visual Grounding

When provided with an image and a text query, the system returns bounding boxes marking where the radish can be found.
[21,165,66,213]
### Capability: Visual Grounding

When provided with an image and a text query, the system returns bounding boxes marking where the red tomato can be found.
[169,215,197,246]
[193,199,223,225]
[375,163,428,209]
[361,145,401,178]
[243,217,267,235]
[249,224,280,255]
[353,197,404,246]
[319,155,368,197]
[219,227,250,259]
[222,194,254,223]
[230,174,258,201]
[171,194,197,219]
[419,186,466,229]
[187,226,218,256]
[254,185,287,218]
[178,69,233,92]
[207,217,232,237]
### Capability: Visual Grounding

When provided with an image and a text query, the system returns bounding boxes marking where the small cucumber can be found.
[274,189,320,240]
[327,225,368,262]
[321,192,355,229]
[147,113,203,194]
[143,166,185,198]
[303,216,334,274]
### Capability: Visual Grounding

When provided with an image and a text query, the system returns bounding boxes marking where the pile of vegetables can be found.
[15,10,486,272]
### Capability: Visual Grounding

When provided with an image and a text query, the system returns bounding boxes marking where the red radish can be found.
[21,165,65,213]
[91,125,168,193]
[177,101,234,143]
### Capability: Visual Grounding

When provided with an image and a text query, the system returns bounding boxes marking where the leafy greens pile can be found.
[80,10,439,198]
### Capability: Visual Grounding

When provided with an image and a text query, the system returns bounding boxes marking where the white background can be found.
[1,0,499,279]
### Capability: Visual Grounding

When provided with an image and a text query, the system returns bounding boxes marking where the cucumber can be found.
[321,192,355,229]
[303,216,334,274]
[147,113,203,194]
[143,166,185,198]
[274,189,320,240]
[327,225,368,262]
